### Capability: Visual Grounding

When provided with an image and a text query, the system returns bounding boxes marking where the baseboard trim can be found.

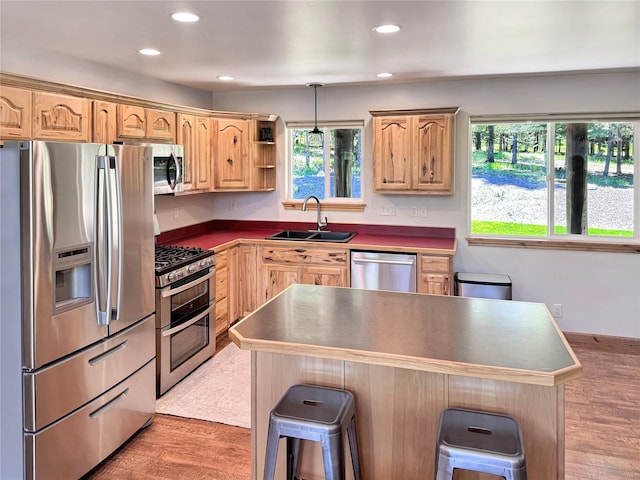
[564,331,640,355]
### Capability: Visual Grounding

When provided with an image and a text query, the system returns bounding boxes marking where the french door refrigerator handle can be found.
[96,155,113,325]
[109,155,123,322]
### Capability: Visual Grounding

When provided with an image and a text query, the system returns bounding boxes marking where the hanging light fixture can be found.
[306,82,324,147]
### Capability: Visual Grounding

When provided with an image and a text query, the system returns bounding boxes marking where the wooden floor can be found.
[85,340,639,480]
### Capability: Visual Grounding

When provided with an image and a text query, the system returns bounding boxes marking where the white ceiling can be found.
[1,0,639,93]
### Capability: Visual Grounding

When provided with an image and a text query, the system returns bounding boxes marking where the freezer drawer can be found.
[351,251,417,292]
[24,359,155,480]
[23,314,155,432]
[454,272,512,300]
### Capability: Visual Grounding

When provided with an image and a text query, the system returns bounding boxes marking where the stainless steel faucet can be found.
[302,195,328,231]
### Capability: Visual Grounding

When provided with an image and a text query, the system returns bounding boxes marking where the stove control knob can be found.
[167,272,176,282]
[188,264,196,273]
[199,259,210,268]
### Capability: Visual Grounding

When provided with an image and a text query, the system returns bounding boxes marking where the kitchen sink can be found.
[265,230,357,243]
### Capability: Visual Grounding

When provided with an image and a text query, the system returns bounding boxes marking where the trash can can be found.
[454,272,512,300]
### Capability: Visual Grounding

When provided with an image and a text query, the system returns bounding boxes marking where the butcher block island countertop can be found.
[230,284,582,480]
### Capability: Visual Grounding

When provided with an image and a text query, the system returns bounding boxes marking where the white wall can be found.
[205,72,640,338]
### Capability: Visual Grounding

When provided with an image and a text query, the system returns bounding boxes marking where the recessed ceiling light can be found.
[373,24,401,34]
[217,75,235,81]
[377,72,393,78]
[171,12,199,23]
[139,48,160,56]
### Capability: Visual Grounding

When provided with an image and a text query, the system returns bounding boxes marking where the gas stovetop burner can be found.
[154,245,215,286]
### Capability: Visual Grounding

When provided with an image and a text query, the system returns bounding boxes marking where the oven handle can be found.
[162,304,213,337]
[160,269,215,298]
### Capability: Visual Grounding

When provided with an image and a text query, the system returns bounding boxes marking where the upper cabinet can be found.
[371,107,459,195]
[0,85,32,140]
[33,91,91,142]
[116,104,176,143]
[93,100,117,144]
[178,113,213,192]
[213,118,250,190]
[251,118,277,191]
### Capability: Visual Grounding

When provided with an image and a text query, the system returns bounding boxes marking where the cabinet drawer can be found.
[216,266,228,302]
[215,298,229,335]
[420,255,450,273]
[262,246,348,266]
[216,250,228,269]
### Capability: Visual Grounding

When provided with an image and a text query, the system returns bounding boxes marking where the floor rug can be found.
[155,342,251,428]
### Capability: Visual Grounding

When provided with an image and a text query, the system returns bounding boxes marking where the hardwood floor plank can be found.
[83,339,640,479]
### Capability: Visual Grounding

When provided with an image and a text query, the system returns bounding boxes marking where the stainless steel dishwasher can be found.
[350,251,417,292]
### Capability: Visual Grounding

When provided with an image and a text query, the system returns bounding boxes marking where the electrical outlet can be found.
[419,206,428,218]
[410,206,418,217]
[173,207,180,219]
[552,304,563,317]
[381,206,396,216]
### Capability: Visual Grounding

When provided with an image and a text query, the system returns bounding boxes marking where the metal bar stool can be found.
[435,408,527,480]
[263,384,362,480]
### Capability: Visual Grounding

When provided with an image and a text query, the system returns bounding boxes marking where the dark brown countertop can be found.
[230,284,582,386]
[156,220,457,254]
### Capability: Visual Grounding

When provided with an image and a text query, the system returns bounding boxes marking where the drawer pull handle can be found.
[88,340,128,366]
[89,388,129,419]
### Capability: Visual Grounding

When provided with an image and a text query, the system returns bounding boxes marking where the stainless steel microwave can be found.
[153,144,184,195]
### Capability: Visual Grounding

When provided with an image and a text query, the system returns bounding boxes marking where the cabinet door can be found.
[238,245,258,317]
[33,92,90,142]
[0,85,31,139]
[301,265,348,287]
[146,108,176,142]
[214,118,250,189]
[93,100,116,144]
[117,104,146,139]
[177,114,197,191]
[418,255,453,296]
[263,263,300,303]
[195,116,213,190]
[412,114,454,193]
[228,246,239,324]
[419,273,451,295]
[372,116,412,191]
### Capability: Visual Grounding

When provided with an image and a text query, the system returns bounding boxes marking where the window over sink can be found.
[286,121,363,205]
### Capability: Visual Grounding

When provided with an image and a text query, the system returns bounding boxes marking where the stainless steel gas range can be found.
[155,245,216,397]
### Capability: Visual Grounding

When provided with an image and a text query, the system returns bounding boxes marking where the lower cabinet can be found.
[215,250,229,337]
[418,254,453,295]
[260,246,349,303]
[238,244,259,318]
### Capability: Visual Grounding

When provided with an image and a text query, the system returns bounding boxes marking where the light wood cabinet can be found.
[116,104,176,143]
[178,114,213,192]
[251,118,277,191]
[0,85,31,139]
[93,100,117,144]
[228,246,239,324]
[213,118,250,190]
[371,108,458,195]
[33,91,91,142]
[238,244,259,318]
[260,246,349,303]
[418,254,453,295]
[215,250,229,337]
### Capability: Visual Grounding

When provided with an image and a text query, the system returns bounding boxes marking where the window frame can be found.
[285,120,365,209]
[467,112,640,252]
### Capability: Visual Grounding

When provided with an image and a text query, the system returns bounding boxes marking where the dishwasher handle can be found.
[351,257,415,266]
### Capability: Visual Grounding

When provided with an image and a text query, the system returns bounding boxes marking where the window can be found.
[287,122,363,201]
[470,115,638,240]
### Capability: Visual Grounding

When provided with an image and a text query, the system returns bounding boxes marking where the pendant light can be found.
[307,82,324,148]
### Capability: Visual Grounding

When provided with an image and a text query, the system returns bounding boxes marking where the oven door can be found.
[156,269,215,396]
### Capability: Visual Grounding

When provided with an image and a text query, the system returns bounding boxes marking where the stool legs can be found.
[346,417,362,479]
[321,433,344,480]
[286,437,301,480]
[264,424,280,480]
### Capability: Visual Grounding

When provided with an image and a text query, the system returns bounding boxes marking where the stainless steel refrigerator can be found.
[0,141,156,479]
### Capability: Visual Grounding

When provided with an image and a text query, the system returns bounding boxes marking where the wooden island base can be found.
[231,285,581,480]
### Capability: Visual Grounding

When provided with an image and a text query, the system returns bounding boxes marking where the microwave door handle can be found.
[109,156,123,322]
[160,269,215,298]
[167,153,177,190]
[96,155,113,325]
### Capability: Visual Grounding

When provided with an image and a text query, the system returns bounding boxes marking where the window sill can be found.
[283,201,366,212]
[466,236,640,253]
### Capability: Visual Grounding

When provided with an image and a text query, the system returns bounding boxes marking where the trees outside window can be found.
[470,118,637,239]
[288,124,362,201]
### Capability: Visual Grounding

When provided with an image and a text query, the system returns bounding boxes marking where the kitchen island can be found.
[230,284,582,480]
